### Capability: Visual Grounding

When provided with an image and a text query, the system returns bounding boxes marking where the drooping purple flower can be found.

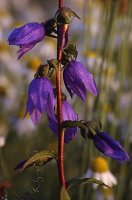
[63,60,98,101]
[25,77,55,126]
[93,132,130,161]
[48,100,78,143]
[8,22,45,59]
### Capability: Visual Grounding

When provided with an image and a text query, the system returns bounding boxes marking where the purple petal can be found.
[64,127,78,144]
[15,159,27,170]
[30,109,42,126]
[63,68,87,101]
[63,60,98,101]
[48,100,78,143]
[25,78,54,126]
[8,22,45,59]
[93,132,130,161]
[17,44,35,59]
[62,100,78,121]
[8,22,45,46]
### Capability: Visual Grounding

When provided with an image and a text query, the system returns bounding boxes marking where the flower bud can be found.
[55,7,80,25]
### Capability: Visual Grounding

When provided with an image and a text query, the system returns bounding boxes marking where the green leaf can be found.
[16,150,57,172]
[60,187,71,200]
[67,178,108,190]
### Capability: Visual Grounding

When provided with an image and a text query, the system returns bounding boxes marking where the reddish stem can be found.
[56,0,66,188]
[59,0,63,8]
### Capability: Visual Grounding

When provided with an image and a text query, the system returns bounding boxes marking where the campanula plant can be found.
[25,77,55,126]
[92,131,130,161]
[48,100,78,144]
[63,60,98,101]
[8,22,45,59]
[8,0,130,199]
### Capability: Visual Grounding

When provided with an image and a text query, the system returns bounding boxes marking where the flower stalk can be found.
[56,0,66,188]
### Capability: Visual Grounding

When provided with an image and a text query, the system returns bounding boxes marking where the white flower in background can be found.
[82,157,117,189]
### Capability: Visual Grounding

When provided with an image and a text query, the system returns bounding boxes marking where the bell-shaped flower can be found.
[48,100,78,143]
[8,22,45,59]
[25,77,55,126]
[92,132,130,161]
[63,60,98,101]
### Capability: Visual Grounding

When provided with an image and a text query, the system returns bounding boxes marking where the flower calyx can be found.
[43,18,57,38]
[62,44,78,65]
[34,59,58,79]
[47,59,58,71]
[55,7,80,25]
[62,120,102,139]
[80,121,102,139]
[34,64,49,78]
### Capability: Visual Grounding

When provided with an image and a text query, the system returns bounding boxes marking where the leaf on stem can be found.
[15,150,57,172]
[67,178,108,190]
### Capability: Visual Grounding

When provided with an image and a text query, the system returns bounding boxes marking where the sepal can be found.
[80,121,101,139]
[62,44,78,65]
[43,18,57,38]
[55,7,80,25]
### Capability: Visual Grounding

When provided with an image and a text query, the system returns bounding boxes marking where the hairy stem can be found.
[56,0,66,188]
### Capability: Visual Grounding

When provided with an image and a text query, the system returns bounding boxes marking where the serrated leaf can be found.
[60,187,71,200]
[16,150,57,172]
[67,178,108,190]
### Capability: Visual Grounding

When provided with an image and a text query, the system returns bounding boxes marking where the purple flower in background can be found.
[93,132,130,161]
[25,78,55,126]
[48,100,78,143]
[63,60,98,101]
[8,22,45,59]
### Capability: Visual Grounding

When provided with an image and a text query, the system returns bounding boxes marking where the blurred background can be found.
[0,0,132,199]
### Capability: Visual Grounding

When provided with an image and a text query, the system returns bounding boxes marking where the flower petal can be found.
[93,132,130,161]
[8,22,45,45]
[30,109,42,126]
[48,100,78,143]
[25,78,54,126]
[63,60,98,101]
[8,22,45,59]
[63,64,87,100]
[17,44,35,59]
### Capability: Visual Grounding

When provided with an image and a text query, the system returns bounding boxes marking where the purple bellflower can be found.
[48,100,78,143]
[93,131,130,161]
[63,60,98,101]
[25,77,55,126]
[8,22,45,59]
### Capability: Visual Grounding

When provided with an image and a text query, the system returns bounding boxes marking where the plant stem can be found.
[56,0,66,189]
[59,0,63,8]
